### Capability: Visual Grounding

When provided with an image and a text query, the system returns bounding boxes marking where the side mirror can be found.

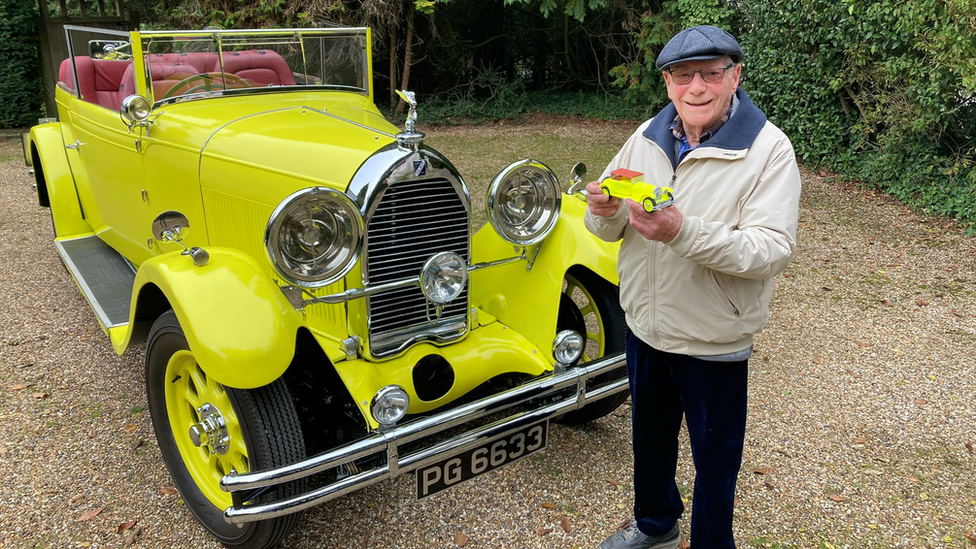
[567,162,588,195]
[120,95,151,131]
[89,40,132,59]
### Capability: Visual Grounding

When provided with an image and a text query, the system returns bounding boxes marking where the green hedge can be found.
[738,0,976,230]
[0,0,43,128]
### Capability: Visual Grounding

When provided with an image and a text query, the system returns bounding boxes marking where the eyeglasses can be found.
[667,64,734,85]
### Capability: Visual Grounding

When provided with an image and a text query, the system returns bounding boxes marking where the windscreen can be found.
[139,30,369,102]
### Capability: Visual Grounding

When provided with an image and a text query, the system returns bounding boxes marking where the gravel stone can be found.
[1,120,973,549]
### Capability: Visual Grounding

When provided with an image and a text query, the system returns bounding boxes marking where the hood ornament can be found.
[395,89,425,151]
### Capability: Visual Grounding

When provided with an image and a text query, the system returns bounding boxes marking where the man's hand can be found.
[585,181,620,217]
[625,199,683,242]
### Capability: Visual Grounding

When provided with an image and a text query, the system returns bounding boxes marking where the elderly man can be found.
[585,26,801,549]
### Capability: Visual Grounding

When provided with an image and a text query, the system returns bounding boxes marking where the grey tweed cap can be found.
[655,25,743,70]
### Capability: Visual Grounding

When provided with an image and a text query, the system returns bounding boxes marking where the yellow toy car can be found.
[599,168,675,212]
[25,25,628,549]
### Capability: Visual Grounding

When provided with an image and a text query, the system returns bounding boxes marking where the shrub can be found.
[0,0,43,128]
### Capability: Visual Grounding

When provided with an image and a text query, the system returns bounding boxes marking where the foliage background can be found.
[9,0,976,230]
[0,0,43,128]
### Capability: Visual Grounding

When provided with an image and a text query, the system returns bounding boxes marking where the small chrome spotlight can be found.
[552,330,584,367]
[371,385,410,426]
[419,251,467,304]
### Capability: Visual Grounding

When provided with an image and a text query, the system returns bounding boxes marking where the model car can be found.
[599,168,675,212]
[24,24,628,549]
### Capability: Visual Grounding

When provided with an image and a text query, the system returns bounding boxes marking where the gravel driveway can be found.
[1,121,973,549]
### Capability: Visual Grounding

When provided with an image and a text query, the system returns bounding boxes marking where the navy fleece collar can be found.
[643,88,767,170]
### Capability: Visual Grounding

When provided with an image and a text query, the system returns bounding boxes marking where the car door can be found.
[62,74,152,265]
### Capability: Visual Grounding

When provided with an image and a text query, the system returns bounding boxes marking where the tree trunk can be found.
[389,25,398,109]
[395,3,415,115]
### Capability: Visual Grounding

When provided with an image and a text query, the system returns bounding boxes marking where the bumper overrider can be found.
[220,351,627,523]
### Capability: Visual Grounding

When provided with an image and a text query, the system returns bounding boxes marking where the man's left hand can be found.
[625,199,683,242]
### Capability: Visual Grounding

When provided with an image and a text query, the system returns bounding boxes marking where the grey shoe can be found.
[597,521,680,549]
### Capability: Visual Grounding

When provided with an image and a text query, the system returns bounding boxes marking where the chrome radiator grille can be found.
[365,178,470,355]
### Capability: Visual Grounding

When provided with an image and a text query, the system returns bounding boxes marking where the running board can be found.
[55,235,135,330]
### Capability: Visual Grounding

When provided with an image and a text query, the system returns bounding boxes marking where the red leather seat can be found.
[220,50,296,86]
[58,57,132,110]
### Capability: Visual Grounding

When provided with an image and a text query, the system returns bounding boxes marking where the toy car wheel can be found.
[556,270,629,425]
[642,197,656,212]
[145,310,307,549]
[600,185,611,198]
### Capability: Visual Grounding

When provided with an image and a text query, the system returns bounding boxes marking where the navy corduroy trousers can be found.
[626,333,748,549]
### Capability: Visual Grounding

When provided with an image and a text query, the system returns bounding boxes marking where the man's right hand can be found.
[585,181,620,217]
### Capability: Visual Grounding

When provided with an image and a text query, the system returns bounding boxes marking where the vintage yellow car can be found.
[599,168,675,212]
[25,24,628,548]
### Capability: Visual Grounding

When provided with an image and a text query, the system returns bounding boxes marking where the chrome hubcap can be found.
[188,402,230,455]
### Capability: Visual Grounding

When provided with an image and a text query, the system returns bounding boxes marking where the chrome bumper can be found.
[220,352,628,523]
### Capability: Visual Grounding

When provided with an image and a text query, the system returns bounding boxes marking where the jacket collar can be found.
[643,88,767,170]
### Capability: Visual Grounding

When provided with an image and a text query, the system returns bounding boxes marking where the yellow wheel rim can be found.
[164,350,249,508]
[562,274,606,362]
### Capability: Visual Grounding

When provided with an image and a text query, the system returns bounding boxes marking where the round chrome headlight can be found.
[419,252,467,304]
[486,159,561,246]
[371,385,410,426]
[265,187,363,288]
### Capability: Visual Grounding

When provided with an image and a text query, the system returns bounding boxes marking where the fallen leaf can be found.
[618,519,633,529]
[455,532,469,546]
[679,541,691,549]
[965,442,974,455]
[753,467,773,475]
[121,423,138,432]
[827,494,850,503]
[915,299,929,306]
[560,515,572,533]
[32,392,50,399]
[68,494,85,505]
[964,531,976,545]
[158,486,177,495]
[764,479,776,491]
[541,502,557,510]
[915,399,928,405]
[908,476,921,482]
[125,525,144,545]
[76,506,106,522]
[117,520,138,534]
[11,383,30,391]
[535,527,553,536]
[858,342,873,347]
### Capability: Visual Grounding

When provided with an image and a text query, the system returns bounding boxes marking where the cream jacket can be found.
[585,89,801,357]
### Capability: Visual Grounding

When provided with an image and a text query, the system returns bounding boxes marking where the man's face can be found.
[663,57,741,134]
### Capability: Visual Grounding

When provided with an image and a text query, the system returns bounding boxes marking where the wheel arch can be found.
[123,248,305,389]
[29,123,91,237]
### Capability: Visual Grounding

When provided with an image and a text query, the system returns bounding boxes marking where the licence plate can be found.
[416,420,548,499]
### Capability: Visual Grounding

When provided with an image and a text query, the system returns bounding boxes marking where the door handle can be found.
[65,140,86,150]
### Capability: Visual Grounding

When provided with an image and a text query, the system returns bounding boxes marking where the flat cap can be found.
[655,25,743,70]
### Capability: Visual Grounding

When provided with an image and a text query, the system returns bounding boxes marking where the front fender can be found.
[121,247,303,389]
[470,196,620,361]
[30,123,91,238]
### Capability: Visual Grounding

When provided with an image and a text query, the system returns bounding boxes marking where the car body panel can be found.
[470,196,620,360]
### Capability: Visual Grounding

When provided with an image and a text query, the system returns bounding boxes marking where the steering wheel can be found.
[162,72,251,98]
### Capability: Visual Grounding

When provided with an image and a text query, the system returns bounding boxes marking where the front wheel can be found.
[556,270,629,425]
[145,310,307,549]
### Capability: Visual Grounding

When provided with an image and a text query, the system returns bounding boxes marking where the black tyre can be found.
[557,269,629,425]
[145,310,307,549]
